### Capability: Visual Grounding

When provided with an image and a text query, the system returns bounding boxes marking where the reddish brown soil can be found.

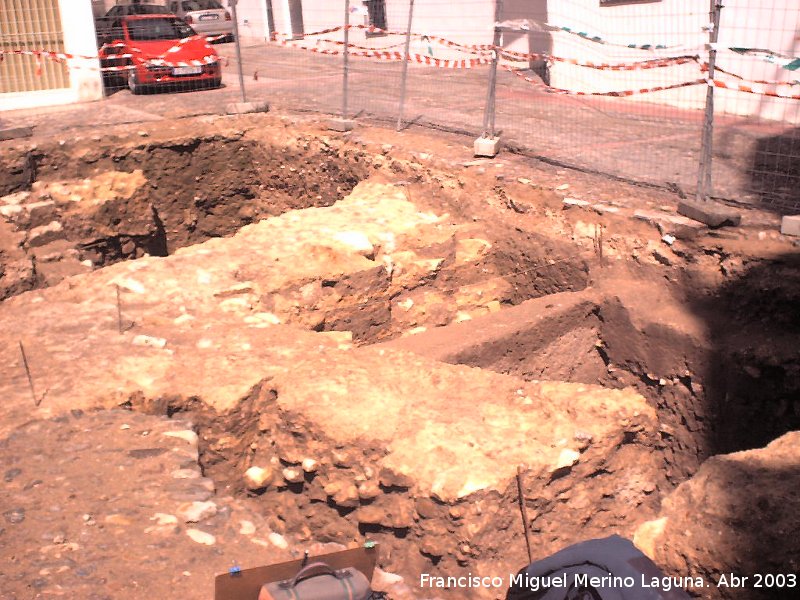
[1,112,799,599]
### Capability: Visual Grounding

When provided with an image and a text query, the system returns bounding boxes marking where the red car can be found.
[99,14,222,94]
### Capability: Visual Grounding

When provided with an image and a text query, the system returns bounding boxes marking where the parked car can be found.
[167,0,234,41]
[95,3,172,45]
[98,14,222,94]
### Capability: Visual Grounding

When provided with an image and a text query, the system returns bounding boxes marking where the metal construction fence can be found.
[2,0,800,212]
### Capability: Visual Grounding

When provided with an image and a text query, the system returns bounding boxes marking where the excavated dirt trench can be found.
[145,250,796,594]
[3,128,799,598]
[405,256,800,481]
[0,133,369,299]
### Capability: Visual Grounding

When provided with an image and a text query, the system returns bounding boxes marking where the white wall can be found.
[714,0,800,122]
[248,0,495,60]
[1,0,104,111]
[231,0,272,42]
[218,0,800,124]
[547,0,800,123]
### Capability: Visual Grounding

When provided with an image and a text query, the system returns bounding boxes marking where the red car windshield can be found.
[127,18,195,41]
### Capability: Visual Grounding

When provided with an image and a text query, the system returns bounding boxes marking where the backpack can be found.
[506,535,692,600]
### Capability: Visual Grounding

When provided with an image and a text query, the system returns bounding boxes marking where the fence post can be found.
[396,0,416,131]
[696,0,723,201]
[329,0,354,130]
[475,0,503,157]
[229,0,246,103]
[343,0,350,120]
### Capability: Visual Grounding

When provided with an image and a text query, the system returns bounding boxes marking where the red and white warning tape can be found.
[704,64,800,87]
[501,48,700,71]
[1,48,220,72]
[282,25,703,71]
[706,78,800,99]
[280,39,492,68]
[2,34,222,74]
[504,66,706,97]
[293,37,409,52]
[6,28,800,100]
[277,24,495,54]
[507,65,800,99]
[0,34,222,63]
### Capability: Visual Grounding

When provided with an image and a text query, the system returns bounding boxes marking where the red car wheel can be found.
[128,70,145,95]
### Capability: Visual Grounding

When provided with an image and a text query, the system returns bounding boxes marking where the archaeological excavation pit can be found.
[0,129,370,299]
[1,116,798,600]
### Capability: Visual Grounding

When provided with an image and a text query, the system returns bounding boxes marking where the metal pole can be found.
[116,285,123,334]
[696,0,723,201]
[396,0,416,131]
[516,466,533,564]
[482,0,503,138]
[342,0,350,120]
[229,0,246,103]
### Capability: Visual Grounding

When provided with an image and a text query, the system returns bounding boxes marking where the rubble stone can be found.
[176,501,217,523]
[185,529,216,545]
[780,215,800,237]
[27,221,64,247]
[634,432,800,599]
[244,466,273,489]
[678,199,741,228]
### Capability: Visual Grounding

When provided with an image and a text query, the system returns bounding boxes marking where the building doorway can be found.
[287,0,303,39]
[365,0,386,30]
[264,0,275,40]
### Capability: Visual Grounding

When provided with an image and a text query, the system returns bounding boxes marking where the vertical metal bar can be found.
[116,285,123,334]
[396,0,416,131]
[18,341,40,407]
[516,466,533,564]
[230,0,247,103]
[696,0,723,201]
[482,0,503,138]
[342,0,351,120]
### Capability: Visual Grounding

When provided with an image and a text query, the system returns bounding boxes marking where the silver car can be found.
[168,0,234,40]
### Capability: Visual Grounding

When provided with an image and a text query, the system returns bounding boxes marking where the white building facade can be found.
[230,0,800,123]
[1,0,104,111]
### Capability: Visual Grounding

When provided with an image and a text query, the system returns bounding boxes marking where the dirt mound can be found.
[635,432,800,600]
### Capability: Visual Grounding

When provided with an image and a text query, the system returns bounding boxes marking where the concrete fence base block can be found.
[474,136,500,158]
[678,199,742,228]
[781,215,800,237]
[0,126,33,141]
[328,118,355,132]
[225,101,269,115]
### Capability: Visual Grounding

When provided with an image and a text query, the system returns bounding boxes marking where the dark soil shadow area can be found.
[690,251,800,455]
[676,249,800,596]
[747,126,800,214]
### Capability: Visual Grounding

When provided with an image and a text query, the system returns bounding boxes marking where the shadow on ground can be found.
[689,250,800,596]
[747,126,800,214]
[690,250,800,455]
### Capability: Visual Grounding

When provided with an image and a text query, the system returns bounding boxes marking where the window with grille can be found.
[0,0,70,94]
